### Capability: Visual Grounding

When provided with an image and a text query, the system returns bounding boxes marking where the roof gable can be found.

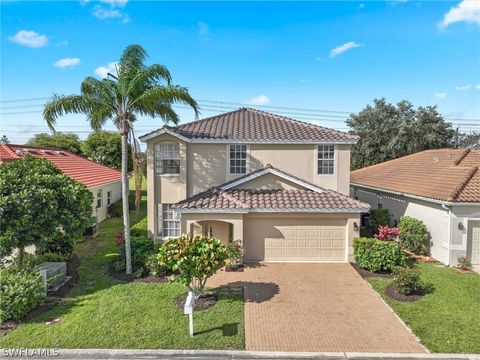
[351,148,480,203]
[140,108,357,144]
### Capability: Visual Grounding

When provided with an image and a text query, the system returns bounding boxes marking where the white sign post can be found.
[184,291,195,337]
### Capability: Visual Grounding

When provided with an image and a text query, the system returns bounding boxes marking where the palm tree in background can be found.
[44,44,199,274]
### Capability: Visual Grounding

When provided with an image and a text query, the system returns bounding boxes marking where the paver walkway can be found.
[208,263,426,353]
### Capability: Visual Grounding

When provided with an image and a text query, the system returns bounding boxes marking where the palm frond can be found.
[127,64,172,99]
[43,95,88,131]
[132,103,180,124]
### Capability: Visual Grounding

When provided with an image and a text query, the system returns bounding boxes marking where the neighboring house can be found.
[350,148,480,267]
[0,144,122,223]
[140,107,369,263]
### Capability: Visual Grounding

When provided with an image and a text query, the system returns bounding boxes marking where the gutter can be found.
[442,203,452,266]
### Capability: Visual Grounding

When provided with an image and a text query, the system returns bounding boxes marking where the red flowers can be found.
[115,231,125,246]
[374,225,400,241]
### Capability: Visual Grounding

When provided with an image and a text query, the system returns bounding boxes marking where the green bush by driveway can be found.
[367,262,480,353]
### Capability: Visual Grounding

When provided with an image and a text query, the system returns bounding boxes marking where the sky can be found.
[1,0,480,145]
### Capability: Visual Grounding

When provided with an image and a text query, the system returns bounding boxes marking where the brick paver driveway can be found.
[208,263,426,353]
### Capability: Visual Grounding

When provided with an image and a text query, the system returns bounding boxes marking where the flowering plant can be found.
[374,226,400,241]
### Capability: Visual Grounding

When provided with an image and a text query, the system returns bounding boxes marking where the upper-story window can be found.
[229,144,247,174]
[317,145,335,175]
[155,143,180,175]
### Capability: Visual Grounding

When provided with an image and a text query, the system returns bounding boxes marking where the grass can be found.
[0,194,244,349]
[367,262,480,353]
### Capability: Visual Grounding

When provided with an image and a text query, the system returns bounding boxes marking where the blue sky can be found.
[1,0,479,145]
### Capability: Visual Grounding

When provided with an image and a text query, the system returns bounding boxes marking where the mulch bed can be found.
[404,251,437,263]
[225,264,244,272]
[0,254,80,337]
[454,267,474,273]
[175,292,218,311]
[385,283,425,302]
[107,262,168,284]
[350,262,392,278]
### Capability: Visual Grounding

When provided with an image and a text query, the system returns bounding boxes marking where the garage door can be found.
[470,221,480,265]
[244,218,347,262]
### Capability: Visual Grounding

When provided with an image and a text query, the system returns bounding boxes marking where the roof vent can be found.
[15,150,22,155]
[433,157,439,162]
[55,150,66,155]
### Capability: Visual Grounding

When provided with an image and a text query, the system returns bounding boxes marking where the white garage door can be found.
[245,218,347,262]
[470,221,480,265]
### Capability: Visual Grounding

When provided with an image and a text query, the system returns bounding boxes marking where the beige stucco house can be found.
[350,149,480,267]
[140,108,369,263]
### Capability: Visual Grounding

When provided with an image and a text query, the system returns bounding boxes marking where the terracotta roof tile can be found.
[4,144,122,188]
[351,148,480,203]
[141,108,357,143]
[0,144,21,161]
[174,166,369,212]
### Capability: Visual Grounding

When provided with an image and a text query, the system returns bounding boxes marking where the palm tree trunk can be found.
[121,130,132,275]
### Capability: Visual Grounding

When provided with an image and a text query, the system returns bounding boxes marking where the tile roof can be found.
[174,166,369,212]
[2,144,122,188]
[140,107,357,143]
[351,148,480,203]
[0,144,21,161]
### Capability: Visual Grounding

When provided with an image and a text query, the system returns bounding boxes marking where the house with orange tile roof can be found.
[0,143,122,223]
[350,148,480,267]
[140,108,370,263]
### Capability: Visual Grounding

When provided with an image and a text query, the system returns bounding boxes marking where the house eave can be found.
[176,207,369,214]
[350,182,480,206]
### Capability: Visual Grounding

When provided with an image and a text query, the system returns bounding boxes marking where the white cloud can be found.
[434,92,447,99]
[456,84,471,91]
[100,0,128,7]
[198,21,209,35]
[475,84,480,90]
[8,30,47,48]
[329,41,363,58]
[95,62,118,78]
[56,40,68,47]
[439,0,480,29]
[248,95,270,105]
[53,58,80,68]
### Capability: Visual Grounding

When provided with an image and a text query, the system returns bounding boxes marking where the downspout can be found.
[442,203,452,266]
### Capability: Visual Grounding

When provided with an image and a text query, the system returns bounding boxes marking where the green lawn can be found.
[367,262,480,353]
[0,195,244,349]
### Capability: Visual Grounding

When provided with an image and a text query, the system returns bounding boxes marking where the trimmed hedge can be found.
[130,218,148,237]
[353,237,406,273]
[0,270,46,322]
[398,216,429,255]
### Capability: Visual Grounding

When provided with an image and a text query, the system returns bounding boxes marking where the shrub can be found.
[145,254,170,277]
[107,193,135,218]
[225,239,242,270]
[457,256,472,270]
[130,218,148,237]
[353,237,407,273]
[398,216,429,255]
[157,235,229,296]
[374,225,400,241]
[114,232,156,273]
[370,209,390,232]
[360,228,373,238]
[35,252,66,265]
[0,270,46,322]
[392,266,423,295]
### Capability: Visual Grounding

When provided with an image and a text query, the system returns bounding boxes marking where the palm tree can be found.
[44,44,199,274]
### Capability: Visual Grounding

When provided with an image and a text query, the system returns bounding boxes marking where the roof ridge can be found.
[448,166,478,201]
[453,148,471,166]
[175,108,245,129]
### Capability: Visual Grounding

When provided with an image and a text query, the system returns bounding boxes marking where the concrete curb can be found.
[2,349,479,360]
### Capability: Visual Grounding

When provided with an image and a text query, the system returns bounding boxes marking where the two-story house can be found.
[140,108,369,263]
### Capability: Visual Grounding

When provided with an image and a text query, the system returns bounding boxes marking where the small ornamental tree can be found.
[0,156,93,265]
[157,235,229,296]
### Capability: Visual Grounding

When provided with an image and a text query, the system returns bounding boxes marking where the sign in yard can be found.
[184,291,195,337]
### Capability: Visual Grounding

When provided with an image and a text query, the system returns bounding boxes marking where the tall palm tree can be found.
[44,44,199,274]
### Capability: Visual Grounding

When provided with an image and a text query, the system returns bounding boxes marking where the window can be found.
[229,144,247,174]
[317,145,335,175]
[107,191,112,206]
[157,204,180,238]
[155,143,180,174]
[96,189,103,209]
